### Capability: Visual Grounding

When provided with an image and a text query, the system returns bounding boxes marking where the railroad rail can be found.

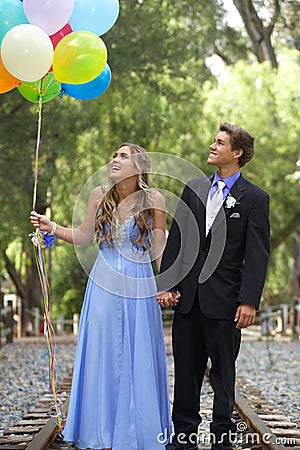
[235,374,300,450]
[0,325,299,450]
[0,375,72,450]
[1,373,299,450]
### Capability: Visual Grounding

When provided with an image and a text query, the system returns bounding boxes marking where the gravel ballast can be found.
[0,331,299,436]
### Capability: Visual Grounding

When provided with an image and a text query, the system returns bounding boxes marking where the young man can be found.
[157,122,270,450]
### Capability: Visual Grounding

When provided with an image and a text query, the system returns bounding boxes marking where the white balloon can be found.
[1,24,54,82]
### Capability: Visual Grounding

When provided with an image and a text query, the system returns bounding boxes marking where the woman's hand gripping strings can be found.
[30,210,69,241]
[30,186,104,246]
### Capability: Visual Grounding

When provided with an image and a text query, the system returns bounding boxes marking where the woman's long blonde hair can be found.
[95,143,154,252]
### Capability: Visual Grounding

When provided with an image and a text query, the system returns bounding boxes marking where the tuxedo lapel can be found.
[223,175,246,217]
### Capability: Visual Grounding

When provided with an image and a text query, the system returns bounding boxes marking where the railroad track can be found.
[0,326,299,450]
[0,375,72,450]
[234,375,300,450]
[1,372,299,450]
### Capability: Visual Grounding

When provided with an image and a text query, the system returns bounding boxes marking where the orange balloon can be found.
[0,54,19,94]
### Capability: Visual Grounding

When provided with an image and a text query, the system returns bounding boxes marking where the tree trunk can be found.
[3,248,42,336]
[291,228,300,297]
[232,0,279,68]
[24,247,43,311]
[3,250,27,299]
[271,209,300,250]
[3,250,28,336]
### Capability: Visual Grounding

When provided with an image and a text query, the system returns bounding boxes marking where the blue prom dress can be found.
[63,216,172,449]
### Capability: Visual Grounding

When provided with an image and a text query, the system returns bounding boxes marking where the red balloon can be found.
[50,22,72,48]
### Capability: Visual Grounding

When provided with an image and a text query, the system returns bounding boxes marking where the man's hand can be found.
[234,303,256,329]
[156,290,181,308]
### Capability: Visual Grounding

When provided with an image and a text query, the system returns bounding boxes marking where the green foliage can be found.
[0,0,299,317]
[199,49,300,236]
[51,244,87,318]
[276,1,300,51]
[196,49,300,300]
[107,0,219,80]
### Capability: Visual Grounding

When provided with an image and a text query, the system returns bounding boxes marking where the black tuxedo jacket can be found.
[158,174,270,319]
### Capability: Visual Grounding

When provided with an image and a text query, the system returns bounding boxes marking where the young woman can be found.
[30,143,172,450]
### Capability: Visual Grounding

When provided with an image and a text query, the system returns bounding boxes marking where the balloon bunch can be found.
[0,0,119,101]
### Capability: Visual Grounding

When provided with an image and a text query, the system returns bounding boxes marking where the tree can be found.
[195,49,300,300]
[1,0,220,321]
[232,0,280,68]
[215,0,300,68]
[273,0,300,51]
[0,1,299,325]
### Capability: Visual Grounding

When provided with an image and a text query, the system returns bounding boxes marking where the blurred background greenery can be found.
[1,0,299,326]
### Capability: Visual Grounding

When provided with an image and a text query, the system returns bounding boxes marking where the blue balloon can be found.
[0,0,29,44]
[70,0,119,36]
[61,63,111,100]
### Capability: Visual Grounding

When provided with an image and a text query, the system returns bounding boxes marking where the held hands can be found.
[30,211,52,233]
[156,290,181,308]
[234,303,256,329]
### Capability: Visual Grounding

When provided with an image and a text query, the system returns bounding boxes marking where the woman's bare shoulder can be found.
[150,189,165,209]
[89,185,108,204]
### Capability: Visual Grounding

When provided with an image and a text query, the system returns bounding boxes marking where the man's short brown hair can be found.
[219,122,255,167]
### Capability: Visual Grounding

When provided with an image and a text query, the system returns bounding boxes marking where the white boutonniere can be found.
[225,193,239,209]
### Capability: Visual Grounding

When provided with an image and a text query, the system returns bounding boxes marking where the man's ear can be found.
[233,149,243,159]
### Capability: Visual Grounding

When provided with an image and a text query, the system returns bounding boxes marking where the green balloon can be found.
[17,72,61,103]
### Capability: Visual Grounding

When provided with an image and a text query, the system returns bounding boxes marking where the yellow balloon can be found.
[53,31,107,84]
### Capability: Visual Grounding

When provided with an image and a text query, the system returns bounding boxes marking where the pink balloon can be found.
[50,22,73,48]
[23,0,74,35]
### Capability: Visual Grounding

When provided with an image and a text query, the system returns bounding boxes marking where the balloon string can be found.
[33,237,65,431]
[44,76,54,92]
[32,93,43,211]
[31,93,65,432]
